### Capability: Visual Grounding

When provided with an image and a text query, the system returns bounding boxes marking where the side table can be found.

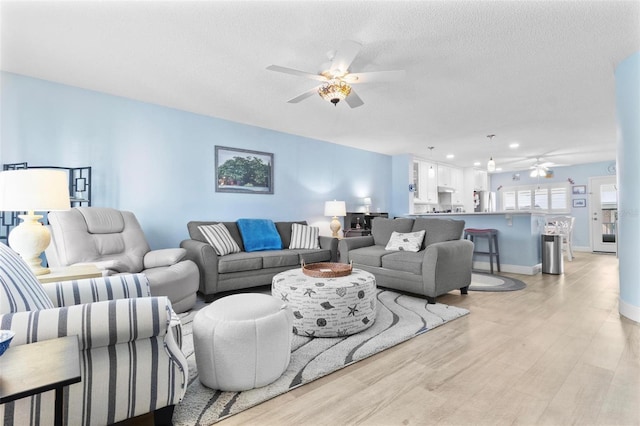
[343,228,371,237]
[37,265,102,284]
[0,335,81,426]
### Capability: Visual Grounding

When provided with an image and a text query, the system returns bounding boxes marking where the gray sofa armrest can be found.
[338,236,375,263]
[319,236,339,262]
[422,239,474,298]
[180,239,219,298]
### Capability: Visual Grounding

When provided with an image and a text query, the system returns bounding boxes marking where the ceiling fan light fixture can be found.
[530,167,548,178]
[318,79,351,105]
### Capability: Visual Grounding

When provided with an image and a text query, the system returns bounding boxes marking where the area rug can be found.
[172,289,469,425]
[469,272,527,292]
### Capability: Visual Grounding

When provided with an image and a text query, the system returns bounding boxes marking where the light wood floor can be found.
[126,252,639,425]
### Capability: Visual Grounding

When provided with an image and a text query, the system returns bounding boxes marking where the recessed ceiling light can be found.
[496,167,503,171]
[473,161,481,167]
[446,154,454,159]
[509,143,520,149]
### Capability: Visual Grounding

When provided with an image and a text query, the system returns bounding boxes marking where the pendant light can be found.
[486,134,496,172]
[427,146,435,178]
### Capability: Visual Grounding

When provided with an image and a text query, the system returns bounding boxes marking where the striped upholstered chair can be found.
[0,242,188,425]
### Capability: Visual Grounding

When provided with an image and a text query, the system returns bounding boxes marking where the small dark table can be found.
[0,335,81,426]
[343,228,371,237]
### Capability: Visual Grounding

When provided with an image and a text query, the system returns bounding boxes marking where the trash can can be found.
[541,234,563,274]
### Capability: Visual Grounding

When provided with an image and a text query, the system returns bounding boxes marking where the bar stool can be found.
[464,228,500,274]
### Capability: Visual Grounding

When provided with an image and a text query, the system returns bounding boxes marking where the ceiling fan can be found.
[266,40,405,108]
[529,158,555,177]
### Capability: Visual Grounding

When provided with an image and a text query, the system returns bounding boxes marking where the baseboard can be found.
[472,261,541,275]
[573,246,592,252]
[619,298,640,323]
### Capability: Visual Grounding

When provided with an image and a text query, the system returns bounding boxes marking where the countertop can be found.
[408,211,547,216]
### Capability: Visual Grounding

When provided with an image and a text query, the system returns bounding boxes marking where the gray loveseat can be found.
[338,217,473,303]
[181,220,338,302]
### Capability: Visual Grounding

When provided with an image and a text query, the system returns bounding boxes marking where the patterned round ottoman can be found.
[193,293,293,391]
[271,268,377,337]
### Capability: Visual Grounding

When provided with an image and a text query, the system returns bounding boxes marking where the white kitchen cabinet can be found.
[413,160,438,204]
[421,161,438,203]
[437,164,452,188]
[451,167,464,205]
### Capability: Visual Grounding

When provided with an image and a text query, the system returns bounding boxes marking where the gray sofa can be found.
[181,220,338,302]
[338,217,473,303]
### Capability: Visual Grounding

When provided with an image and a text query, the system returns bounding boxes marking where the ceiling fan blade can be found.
[345,90,364,108]
[343,70,406,84]
[266,65,327,82]
[330,40,362,75]
[287,87,320,104]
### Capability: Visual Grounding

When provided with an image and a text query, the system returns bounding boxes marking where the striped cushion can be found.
[0,296,188,425]
[42,273,151,307]
[0,242,54,314]
[289,223,320,249]
[384,230,426,252]
[198,223,241,256]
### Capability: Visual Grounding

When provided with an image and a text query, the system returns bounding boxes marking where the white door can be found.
[589,176,618,253]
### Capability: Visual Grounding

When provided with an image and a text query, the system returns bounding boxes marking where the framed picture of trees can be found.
[215,146,274,194]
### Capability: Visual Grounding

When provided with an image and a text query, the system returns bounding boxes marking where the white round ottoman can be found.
[272,268,377,337]
[193,293,293,391]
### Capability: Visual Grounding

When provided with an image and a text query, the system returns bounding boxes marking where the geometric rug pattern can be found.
[173,289,469,425]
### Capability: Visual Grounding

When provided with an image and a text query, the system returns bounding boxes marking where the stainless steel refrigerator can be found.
[474,191,496,212]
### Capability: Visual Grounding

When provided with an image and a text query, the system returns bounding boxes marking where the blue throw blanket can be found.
[236,219,283,252]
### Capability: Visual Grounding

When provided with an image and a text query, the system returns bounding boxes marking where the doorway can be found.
[589,175,617,253]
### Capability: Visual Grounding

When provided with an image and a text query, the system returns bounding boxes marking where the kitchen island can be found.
[407,212,547,275]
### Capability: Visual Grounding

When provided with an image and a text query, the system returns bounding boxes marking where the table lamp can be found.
[363,197,372,214]
[324,200,346,238]
[0,169,71,275]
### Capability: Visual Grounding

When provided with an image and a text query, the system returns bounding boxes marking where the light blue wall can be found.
[615,51,640,322]
[0,72,393,249]
[488,161,615,249]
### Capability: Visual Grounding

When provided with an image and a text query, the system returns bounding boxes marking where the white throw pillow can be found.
[198,223,241,256]
[289,223,320,249]
[384,230,426,252]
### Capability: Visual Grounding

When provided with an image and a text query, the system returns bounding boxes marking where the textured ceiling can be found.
[1,1,639,172]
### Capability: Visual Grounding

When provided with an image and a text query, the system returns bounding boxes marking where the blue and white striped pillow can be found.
[289,223,320,249]
[0,242,55,314]
[198,223,241,256]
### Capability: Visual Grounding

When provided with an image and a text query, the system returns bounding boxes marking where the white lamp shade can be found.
[324,200,346,217]
[363,197,372,205]
[0,169,70,212]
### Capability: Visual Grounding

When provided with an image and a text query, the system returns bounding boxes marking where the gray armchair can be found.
[338,217,473,303]
[45,207,199,313]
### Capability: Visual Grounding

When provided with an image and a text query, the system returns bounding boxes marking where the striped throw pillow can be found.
[198,224,241,256]
[0,242,55,313]
[289,223,320,249]
[384,230,426,252]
